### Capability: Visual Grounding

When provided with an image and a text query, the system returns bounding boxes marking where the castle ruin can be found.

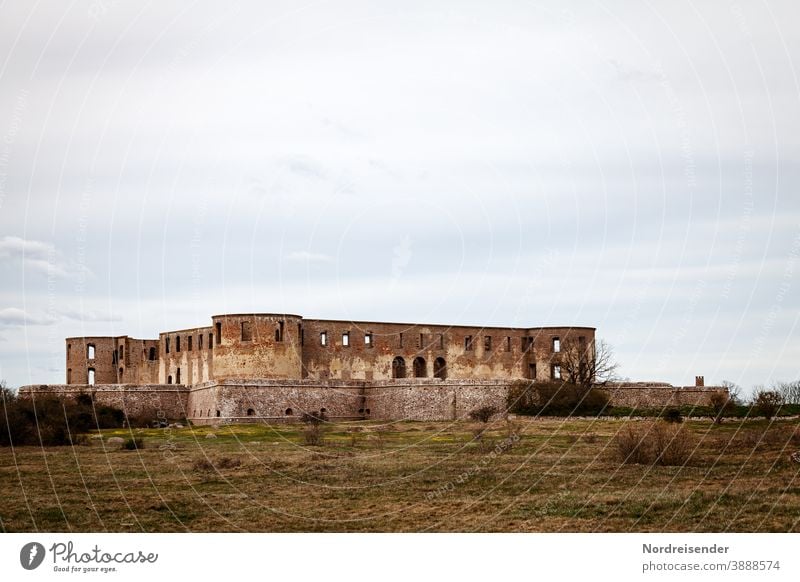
[19,313,722,423]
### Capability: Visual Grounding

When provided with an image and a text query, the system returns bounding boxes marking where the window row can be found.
[165,333,213,354]
[314,333,569,353]
[81,343,159,364]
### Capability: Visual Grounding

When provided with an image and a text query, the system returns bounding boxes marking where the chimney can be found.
[695,375,704,387]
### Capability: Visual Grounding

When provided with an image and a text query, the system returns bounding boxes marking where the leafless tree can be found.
[775,380,800,405]
[720,380,743,405]
[559,338,620,390]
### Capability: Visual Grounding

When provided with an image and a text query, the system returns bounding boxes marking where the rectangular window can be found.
[418,333,424,349]
[320,331,327,346]
[439,334,444,349]
[176,335,181,352]
[365,332,372,346]
[165,338,170,354]
[208,333,213,348]
[188,336,193,351]
[552,364,561,380]
[529,363,537,379]
[484,336,492,351]
[88,368,95,386]
[241,321,252,342]
[342,332,350,346]
[465,335,473,351]
[87,344,95,359]
[552,337,560,353]
[399,333,404,348]
[215,322,222,345]
[505,336,512,352]
[198,334,203,349]
[300,325,304,346]
[278,321,285,342]
[522,337,533,352]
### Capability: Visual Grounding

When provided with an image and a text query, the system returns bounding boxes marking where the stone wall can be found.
[18,384,190,420]
[188,379,366,424]
[603,383,725,408]
[20,379,728,426]
[366,380,510,421]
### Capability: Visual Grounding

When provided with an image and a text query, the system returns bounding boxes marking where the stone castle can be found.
[19,312,722,423]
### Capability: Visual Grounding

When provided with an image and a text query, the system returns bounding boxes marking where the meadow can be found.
[1,417,798,532]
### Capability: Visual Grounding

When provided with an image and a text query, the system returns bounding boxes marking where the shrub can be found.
[192,459,214,472]
[661,407,683,423]
[303,424,324,446]
[216,456,241,469]
[300,410,328,425]
[709,392,735,424]
[299,409,327,446]
[468,406,497,424]
[0,389,126,447]
[508,380,610,416]
[614,421,695,466]
[122,437,144,450]
[752,390,784,420]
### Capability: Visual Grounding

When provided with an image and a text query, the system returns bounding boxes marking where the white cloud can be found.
[0,236,92,279]
[0,307,55,327]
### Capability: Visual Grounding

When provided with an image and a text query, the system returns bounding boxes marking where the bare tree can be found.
[775,380,800,405]
[559,338,620,390]
[720,380,743,405]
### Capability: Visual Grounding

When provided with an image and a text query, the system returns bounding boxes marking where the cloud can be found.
[0,308,55,327]
[57,309,123,323]
[0,236,92,279]
[285,251,333,263]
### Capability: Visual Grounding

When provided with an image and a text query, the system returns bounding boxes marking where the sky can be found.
[0,1,798,394]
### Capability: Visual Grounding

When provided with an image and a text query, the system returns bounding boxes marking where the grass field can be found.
[1,417,799,532]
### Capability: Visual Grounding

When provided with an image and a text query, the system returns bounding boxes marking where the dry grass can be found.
[1,418,799,532]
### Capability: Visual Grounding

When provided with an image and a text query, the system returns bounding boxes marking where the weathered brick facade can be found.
[19,313,723,422]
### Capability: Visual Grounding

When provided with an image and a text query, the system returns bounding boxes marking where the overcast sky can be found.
[0,1,798,393]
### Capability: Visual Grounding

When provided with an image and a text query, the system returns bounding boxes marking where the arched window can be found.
[413,356,426,378]
[215,410,221,417]
[167,375,172,384]
[247,408,255,416]
[434,357,447,380]
[176,367,181,384]
[392,356,406,379]
[285,408,293,416]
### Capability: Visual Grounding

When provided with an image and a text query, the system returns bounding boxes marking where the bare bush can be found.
[303,424,324,446]
[468,405,498,424]
[192,459,214,472]
[614,422,695,466]
[217,456,242,469]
